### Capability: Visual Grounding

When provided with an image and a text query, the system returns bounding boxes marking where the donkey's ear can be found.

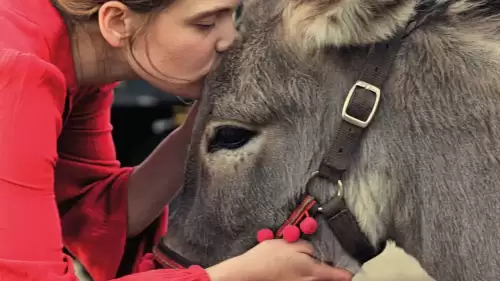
[281,0,417,50]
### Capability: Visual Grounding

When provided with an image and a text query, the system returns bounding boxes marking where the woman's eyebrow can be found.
[189,6,233,20]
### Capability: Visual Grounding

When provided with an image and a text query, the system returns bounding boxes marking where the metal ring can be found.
[314,179,343,214]
[336,179,344,198]
[307,171,344,198]
[176,96,194,105]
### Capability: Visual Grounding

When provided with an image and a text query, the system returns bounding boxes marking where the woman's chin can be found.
[150,80,204,100]
[169,82,203,100]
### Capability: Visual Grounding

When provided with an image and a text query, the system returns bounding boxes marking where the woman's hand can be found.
[206,239,352,281]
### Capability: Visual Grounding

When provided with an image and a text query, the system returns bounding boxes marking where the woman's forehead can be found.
[174,0,241,19]
[174,0,241,18]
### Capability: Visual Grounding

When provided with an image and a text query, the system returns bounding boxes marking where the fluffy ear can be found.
[281,0,417,50]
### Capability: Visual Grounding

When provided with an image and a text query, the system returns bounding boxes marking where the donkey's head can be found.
[165,0,420,272]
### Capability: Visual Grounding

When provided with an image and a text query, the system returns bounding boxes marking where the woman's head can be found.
[53,0,240,98]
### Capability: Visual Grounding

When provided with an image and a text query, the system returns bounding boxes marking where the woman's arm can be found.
[56,84,200,278]
[55,83,168,279]
[126,103,199,237]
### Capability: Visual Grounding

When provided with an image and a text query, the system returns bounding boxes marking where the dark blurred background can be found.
[111,80,191,166]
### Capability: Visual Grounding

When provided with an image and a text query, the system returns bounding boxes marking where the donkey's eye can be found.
[207,126,256,153]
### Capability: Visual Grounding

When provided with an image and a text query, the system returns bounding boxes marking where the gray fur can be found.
[164,0,500,280]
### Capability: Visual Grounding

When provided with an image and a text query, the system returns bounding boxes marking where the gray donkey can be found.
[162,0,500,280]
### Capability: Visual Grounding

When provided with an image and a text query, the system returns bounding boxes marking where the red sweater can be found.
[0,1,209,281]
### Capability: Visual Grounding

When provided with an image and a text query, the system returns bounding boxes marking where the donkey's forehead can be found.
[206,39,293,124]
[208,75,288,125]
[205,0,416,122]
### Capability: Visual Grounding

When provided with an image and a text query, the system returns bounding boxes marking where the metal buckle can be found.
[305,171,344,214]
[308,171,344,197]
[341,80,381,128]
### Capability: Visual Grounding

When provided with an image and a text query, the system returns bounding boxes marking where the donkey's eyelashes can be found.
[207,125,257,153]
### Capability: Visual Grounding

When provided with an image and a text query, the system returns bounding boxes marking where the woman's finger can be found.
[313,263,353,281]
[284,239,315,256]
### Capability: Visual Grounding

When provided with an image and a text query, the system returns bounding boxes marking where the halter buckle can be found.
[342,80,381,128]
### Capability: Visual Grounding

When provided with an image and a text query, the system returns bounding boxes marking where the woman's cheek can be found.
[184,38,217,66]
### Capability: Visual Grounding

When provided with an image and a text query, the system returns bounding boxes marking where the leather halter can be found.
[299,33,406,264]
[151,0,449,270]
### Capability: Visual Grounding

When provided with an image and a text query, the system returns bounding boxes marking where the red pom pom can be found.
[257,228,275,243]
[282,225,301,243]
[299,217,318,235]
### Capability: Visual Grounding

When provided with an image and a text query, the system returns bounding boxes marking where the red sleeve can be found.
[54,69,197,279]
[0,49,67,262]
[0,49,210,281]
[0,259,210,281]
[55,80,172,280]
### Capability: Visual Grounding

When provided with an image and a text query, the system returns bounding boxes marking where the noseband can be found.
[150,0,449,270]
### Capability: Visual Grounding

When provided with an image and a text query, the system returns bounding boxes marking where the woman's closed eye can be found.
[196,16,217,30]
[197,22,216,29]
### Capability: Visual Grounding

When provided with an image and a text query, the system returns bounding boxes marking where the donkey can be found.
[162,0,500,280]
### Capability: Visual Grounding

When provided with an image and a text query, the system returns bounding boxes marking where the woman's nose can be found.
[216,19,237,53]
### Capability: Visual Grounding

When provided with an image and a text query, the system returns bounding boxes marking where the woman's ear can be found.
[98,1,138,48]
[281,0,417,51]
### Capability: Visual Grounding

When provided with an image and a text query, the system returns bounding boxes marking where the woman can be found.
[0,0,353,280]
